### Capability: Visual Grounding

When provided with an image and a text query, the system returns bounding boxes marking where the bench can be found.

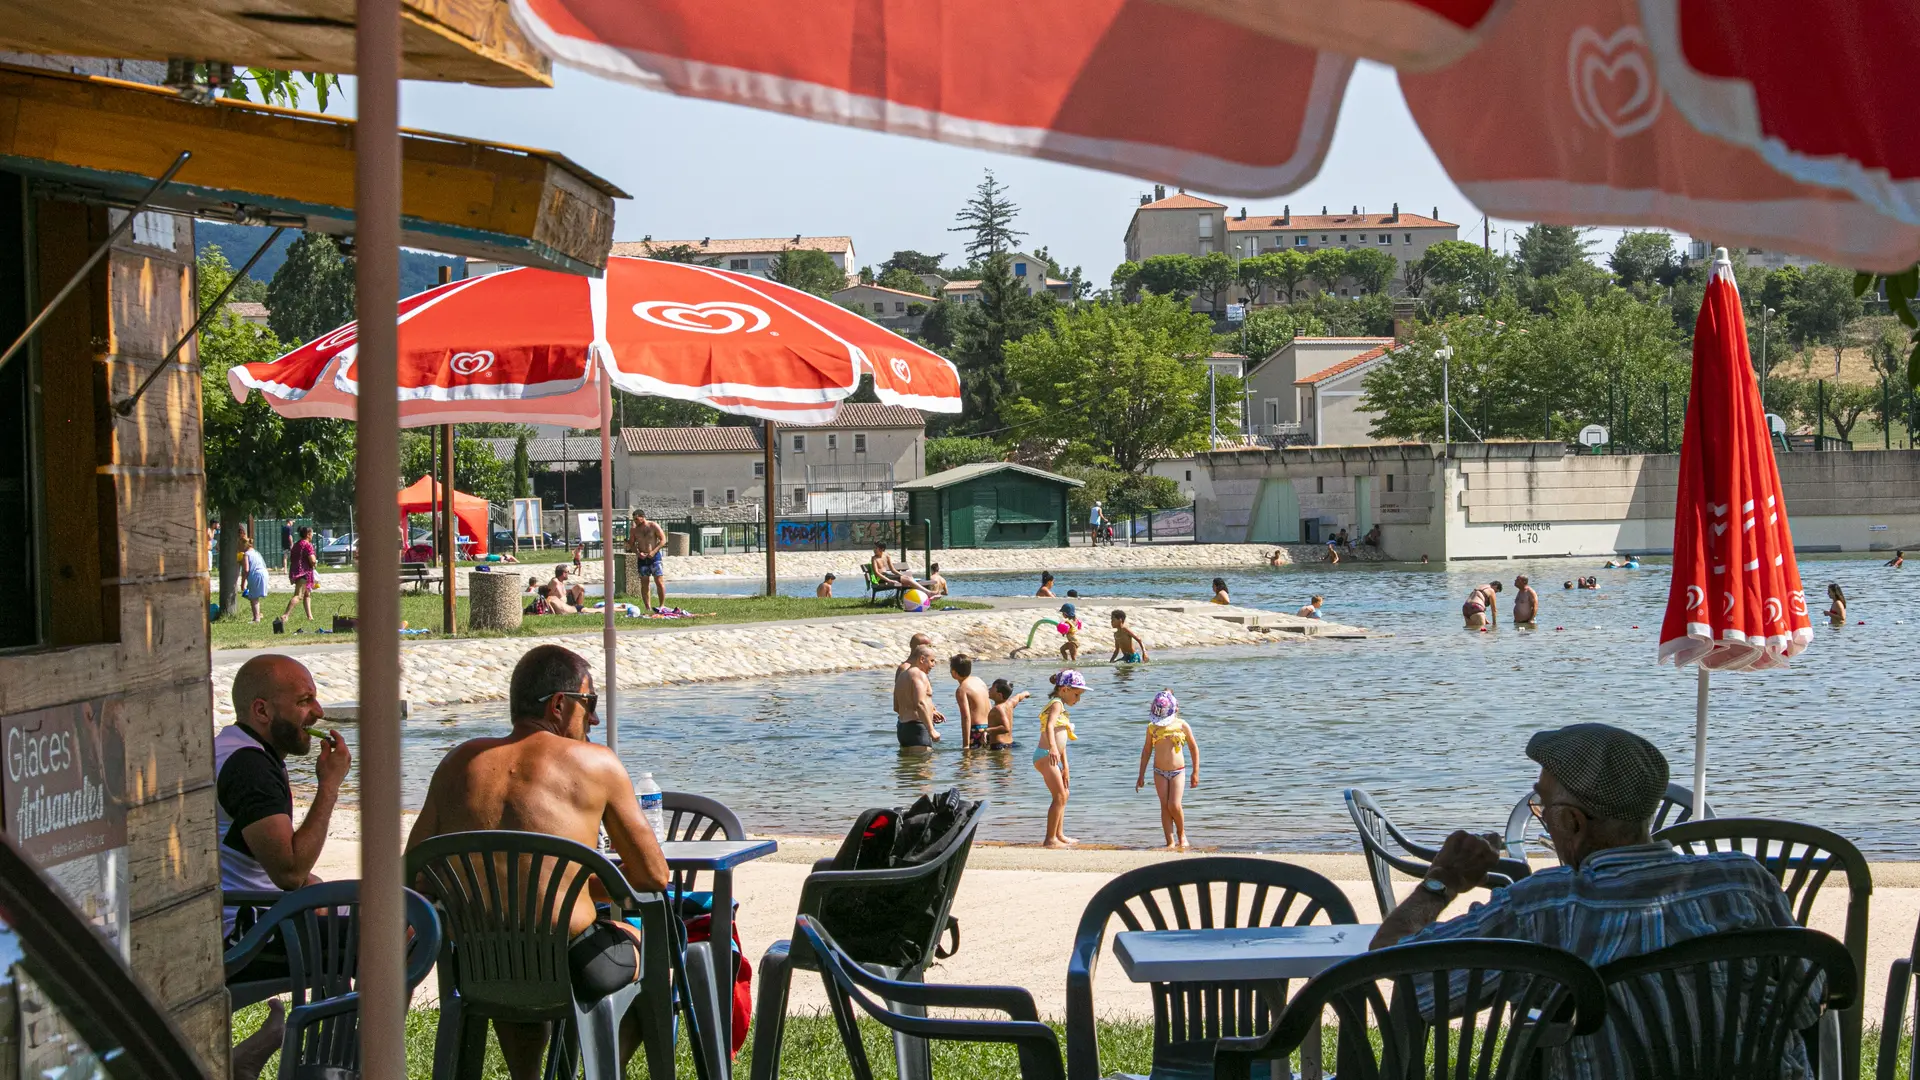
[863,561,905,605]
[399,562,443,594]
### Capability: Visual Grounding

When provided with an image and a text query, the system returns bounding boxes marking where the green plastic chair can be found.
[863,561,905,604]
[407,830,700,1080]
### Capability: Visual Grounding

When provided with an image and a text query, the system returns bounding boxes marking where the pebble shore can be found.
[211,601,1360,723]
[280,542,1381,594]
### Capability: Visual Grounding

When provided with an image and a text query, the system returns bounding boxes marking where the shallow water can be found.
[306,557,1920,857]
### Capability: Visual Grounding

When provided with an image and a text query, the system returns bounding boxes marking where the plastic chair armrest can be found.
[795,863,948,916]
[286,991,360,1034]
[811,857,838,873]
[1878,957,1911,1080]
[833,961,1041,1021]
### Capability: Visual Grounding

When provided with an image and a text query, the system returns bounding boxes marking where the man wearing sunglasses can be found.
[407,643,670,1079]
[1370,722,1810,1080]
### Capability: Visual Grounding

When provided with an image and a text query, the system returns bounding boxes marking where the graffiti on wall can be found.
[847,519,898,547]
[775,520,832,549]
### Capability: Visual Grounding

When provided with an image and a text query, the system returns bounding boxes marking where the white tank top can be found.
[214,723,285,935]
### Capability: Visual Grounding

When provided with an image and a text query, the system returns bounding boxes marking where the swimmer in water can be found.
[1824,583,1848,628]
[1463,580,1501,629]
[1210,578,1231,605]
[1512,575,1539,627]
[1109,609,1150,663]
[1886,551,1905,568]
[982,679,1026,750]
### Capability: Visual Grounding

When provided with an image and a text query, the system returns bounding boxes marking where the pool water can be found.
[318,557,1920,857]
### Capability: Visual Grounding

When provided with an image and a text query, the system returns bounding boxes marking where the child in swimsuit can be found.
[1057,602,1083,662]
[1109,609,1149,663]
[1135,689,1199,849]
[983,679,1026,749]
[1034,670,1084,848]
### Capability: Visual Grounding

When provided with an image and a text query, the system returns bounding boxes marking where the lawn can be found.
[227,1005,1916,1080]
[208,592,987,651]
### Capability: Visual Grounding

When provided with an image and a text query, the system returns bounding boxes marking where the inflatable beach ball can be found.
[901,588,932,612]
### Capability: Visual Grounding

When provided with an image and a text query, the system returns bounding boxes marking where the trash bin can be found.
[467,569,523,632]
[667,531,690,557]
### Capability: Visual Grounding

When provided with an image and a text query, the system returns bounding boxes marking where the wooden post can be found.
[441,423,456,634]
[599,373,618,751]
[353,0,406,1075]
[763,419,777,596]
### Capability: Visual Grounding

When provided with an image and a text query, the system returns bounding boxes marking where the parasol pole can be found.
[1692,666,1709,819]
[764,419,778,595]
[600,369,618,752]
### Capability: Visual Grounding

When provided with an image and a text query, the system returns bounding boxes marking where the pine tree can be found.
[264,232,355,344]
[949,170,1027,261]
[512,434,532,498]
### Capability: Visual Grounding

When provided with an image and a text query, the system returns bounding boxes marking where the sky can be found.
[372,60,1639,286]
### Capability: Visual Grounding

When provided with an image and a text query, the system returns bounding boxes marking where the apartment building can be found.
[831,282,931,334]
[606,235,859,284]
[1123,186,1457,301]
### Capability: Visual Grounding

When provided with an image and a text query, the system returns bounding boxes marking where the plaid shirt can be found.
[1404,842,1814,1080]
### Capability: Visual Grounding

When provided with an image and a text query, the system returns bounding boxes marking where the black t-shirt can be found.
[217,726,290,860]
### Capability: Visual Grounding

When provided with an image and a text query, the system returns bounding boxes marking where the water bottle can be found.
[637,772,665,839]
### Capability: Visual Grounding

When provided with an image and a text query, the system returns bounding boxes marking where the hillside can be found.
[193,221,465,297]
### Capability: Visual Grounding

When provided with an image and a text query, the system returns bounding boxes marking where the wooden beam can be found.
[0,63,620,273]
[0,0,549,87]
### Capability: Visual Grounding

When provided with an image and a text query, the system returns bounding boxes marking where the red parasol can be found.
[507,0,1920,268]
[1658,248,1813,815]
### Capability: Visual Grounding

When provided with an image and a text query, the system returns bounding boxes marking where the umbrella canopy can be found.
[507,0,1920,268]
[398,476,491,556]
[1658,249,1813,673]
[228,258,961,423]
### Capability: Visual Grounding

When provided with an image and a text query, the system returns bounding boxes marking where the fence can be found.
[1125,504,1197,542]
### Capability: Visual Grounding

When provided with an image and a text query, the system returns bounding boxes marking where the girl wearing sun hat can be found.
[1136,689,1200,849]
[1034,670,1086,849]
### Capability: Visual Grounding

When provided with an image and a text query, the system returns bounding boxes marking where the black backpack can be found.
[817,789,978,967]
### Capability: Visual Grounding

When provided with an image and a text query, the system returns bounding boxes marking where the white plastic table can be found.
[1112,924,1380,1080]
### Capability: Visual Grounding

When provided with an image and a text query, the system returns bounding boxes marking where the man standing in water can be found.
[893,644,943,748]
[1512,575,1539,627]
[950,654,992,748]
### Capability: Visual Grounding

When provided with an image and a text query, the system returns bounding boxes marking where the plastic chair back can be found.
[1216,938,1607,1080]
[801,799,985,971]
[1876,914,1919,1080]
[406,830,645,1020]
[221,881,440,1080]
[1344,788,1526,919]
[1654,817,1872,1080]
[1597,927,1856,1080]
[1503,782,1712,865]
[797,916,1064,1080]
[662,791,746,898]
[1064,857,1358,1080]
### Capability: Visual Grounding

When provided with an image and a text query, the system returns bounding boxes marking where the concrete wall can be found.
[1124,206,1223,262]
[1224,223,1455,300]
[1196,441,1920,561]
[1247,339,1391,429]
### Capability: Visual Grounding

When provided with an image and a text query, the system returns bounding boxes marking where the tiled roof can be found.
[1225,212,1454,232]
[1137,193,1228,211]
[942,280,982,291]
[621,427,764,454]
[1208,351,1248,360]
[611,236,853,256]
[226,301,269,319]
[479,437,609,464]
[833,283,932,301]
[800,403,924,429]
[1297,345,1396,386]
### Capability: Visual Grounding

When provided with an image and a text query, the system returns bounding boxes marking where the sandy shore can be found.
[315,812,1917,1022]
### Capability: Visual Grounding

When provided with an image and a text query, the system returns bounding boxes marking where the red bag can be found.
[682,913,752,1056]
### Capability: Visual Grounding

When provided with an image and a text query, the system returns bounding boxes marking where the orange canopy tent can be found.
[397,475,489,557]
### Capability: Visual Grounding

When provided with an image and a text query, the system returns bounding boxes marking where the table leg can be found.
[711,868,736,1074]
[1301,1013,1323,1080]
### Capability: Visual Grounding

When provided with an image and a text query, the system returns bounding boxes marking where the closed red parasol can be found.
[1658,248,1813,814]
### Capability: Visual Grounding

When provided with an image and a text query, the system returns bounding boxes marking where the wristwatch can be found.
[1420,876,1453,900]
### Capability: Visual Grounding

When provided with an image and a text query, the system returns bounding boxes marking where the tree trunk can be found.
[217,506,242,619]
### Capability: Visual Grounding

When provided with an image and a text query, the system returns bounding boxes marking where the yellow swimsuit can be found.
[1149,719,1188,780]
[1035,706,1077,763]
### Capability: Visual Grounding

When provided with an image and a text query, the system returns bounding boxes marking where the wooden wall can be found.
[0,201,224,1077]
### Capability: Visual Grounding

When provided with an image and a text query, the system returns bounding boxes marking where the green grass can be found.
[230,1003,1914,1080]
[208,593,988,651]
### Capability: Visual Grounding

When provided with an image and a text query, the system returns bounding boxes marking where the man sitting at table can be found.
[1372,722,1814,1079]
[406,644,669,1080]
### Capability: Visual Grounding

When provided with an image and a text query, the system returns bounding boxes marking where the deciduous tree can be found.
[1192,252,1237,313]
[635,242,722,266]
[264,232,354,344]
[1610,231,1679,290]
[1515,224,1595,278]
[766,248,847,297]
[1135,254,1200,299]
[1345,248,1397,296]
[949,170,1027,261]
[1305,248,1350,295]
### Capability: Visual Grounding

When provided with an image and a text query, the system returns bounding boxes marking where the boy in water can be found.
[1109,609,1150,663]
[1057,602,1082,662]
[950,654,993,748]
[1297,595,1324,619]
[816,572,835,598]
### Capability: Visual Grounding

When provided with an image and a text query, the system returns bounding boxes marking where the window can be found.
[1319,234,1328,243]
[729,258,749,270]
[853,432,868,453]
[691,488,707,507]
[1339,288,1349,296]
[873,302,885,313]
[131,211,175,249]
[752,461,765,478]
[1339,234,1348,242]
[1404,233,1413,244]
[1386,473,1395,492]
[1199,240,1213,255]
[1316,476,1325,494]
[1244,239,1258,257]
[1379,234,1392,244]
[1185,470,1193,481]
[1197,215,1213,239]
[1294,235,1309,247]
[1300,390,1315,420]
[826,433,838,451]
[1014,262,1027,277]
[791,434,806,452]
[749,257,769,270]
[793,486,806,506]
[894,301,906,312]
[725,488,738,505]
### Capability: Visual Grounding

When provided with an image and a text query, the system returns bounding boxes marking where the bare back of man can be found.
[893,645,942,749]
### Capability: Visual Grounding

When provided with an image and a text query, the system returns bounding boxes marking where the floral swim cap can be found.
[1151,689,1179,719]
[1051,669,1088,690]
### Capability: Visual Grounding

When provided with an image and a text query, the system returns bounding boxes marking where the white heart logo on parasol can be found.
[1764,597,1783,625]
[890,357,913,384]
[449,350,495,376]
[311,322,359,354]
[1684,585,1704,611]
[1567,26,1663,139]
[633,300,772,335]
[1722,590,1736,616]
[1789,590,1808,617]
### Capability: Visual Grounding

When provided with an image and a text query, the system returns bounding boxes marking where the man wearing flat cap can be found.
[1372,722,1812,1079]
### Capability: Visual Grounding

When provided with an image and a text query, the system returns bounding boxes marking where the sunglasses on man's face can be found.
[539,691,598,715]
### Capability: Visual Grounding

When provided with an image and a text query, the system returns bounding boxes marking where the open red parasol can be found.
[1658,248,1813,814]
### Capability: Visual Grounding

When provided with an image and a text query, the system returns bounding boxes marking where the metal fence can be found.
[771,514,906,552]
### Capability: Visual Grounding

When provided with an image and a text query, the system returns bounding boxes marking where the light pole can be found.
[1436,338,1454,450]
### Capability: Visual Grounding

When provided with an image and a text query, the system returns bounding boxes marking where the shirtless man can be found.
[629,510,668,610]
[925,563,950,597]
[549,564,587,609]
[893,644,943,749]
[870,540,921,590]
[405,645,668,1080]
[950,654,993,748]
[1512,575,1540,626]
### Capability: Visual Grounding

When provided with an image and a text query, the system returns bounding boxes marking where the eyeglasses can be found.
[1525,792,1589,822]
[538,691,598,715]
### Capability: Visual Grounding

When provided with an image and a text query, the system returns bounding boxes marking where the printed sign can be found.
[512,497,543,538]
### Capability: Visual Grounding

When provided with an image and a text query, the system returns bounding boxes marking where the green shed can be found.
[899,462,1084,549]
